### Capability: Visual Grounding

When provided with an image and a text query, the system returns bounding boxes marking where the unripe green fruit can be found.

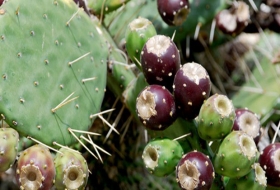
[0,127,19,172]
[197,94,236,141]
[213,131,258,178]
[142,137,184,177]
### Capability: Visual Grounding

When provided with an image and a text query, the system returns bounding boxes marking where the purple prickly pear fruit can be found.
[16,144,55,190]
[136,85,177,130]
[173,62,211,120]
[197,94,236,141]
[140,35,180,91]
[0,127,19,172]
[215,1,250,35]
[213,131,258,178]
[157,0,190,26]
[142,137,184,177]
[259,142,280,187]
[233,108,261,145]
[176,150,215,190]
[54,148,89,190]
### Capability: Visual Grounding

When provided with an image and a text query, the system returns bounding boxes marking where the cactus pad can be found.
[0,0,108,147]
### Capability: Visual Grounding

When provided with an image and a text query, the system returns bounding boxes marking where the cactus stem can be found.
[66,8,82,26]
[52,141,81,154]
[26,136,62,154]
[68,52,91,66]
[82,77,97,83]
[68,128,98,160]
[173,133,191,141]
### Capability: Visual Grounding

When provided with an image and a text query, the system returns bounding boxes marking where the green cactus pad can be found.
[213,131,258,178]
[54,148,89,190]
[197,94,236,141]
[142,137,184,177]
[0,127,19,172]
[0,0,107,147]
[225,163,267,190]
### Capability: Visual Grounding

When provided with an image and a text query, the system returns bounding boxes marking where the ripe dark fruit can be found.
[157,0,190,26]
[215,1,250,35]
[176,151,215,190]
[140,35,180,91]
[233,108,261,145]
[173,62,211,120]
[259,142,280,187]
[136,85,177,130]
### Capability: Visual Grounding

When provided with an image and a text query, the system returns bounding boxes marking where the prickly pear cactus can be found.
[0,0,108,147]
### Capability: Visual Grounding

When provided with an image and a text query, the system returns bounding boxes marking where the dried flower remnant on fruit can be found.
[136,89,157,120]
[177,160,200,189]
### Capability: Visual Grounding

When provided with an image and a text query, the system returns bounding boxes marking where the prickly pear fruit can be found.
[54,148,89,190]
[225,163,267,190]
[213,131,258,178]
[0,0,108,147]
[197,94,236,141]
[140,34,180,91]
[157,0,190,26]
[176,150,215,190]
[136,85,177,131]
[16,144,55,190]
[173,62,211,120]
[233,108,261,145]
[0,127,19,172]
[142,137,184,177]
[215,1,250,35]
[259,142,280,187]
[88,0,130,15]
[125,17,157,69]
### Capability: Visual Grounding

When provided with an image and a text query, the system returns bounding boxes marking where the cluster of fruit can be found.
[0,126,88,189]
[124,12,280,190]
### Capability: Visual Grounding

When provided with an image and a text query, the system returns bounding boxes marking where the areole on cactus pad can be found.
[0,0,108,147]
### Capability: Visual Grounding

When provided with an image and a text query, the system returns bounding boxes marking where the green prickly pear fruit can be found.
[225,163,267,190]
[54,148,89,190]
[213,131,258,178]
[125,16,157,69]
[0,127,19,172]
[197,94,236,141]
[16,144,55,190]
[142,137,184,177]
[88,0,130,15]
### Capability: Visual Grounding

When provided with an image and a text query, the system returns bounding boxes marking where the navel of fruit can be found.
[173,62,211,120]
[233,108,261,145]
[176,150,215,190]
[140,34,180,91]
[142,137,184,177]
[136,84,177,131]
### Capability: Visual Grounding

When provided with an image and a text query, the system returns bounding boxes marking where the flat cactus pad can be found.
[0,0,108,147]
